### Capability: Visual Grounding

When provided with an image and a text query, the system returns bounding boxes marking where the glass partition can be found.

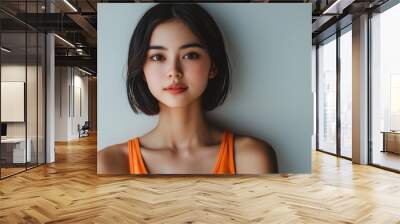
[0,1,46,179]
[27,31,38,169]
[317,35,337,155]
[339,27,352,158]
[371,3,400,171]
[1,31,28,178]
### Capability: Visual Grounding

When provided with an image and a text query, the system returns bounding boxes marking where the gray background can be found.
[97,3,312,173]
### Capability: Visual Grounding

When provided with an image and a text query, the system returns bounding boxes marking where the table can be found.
[381,131,400,154]
[1,138,32,163]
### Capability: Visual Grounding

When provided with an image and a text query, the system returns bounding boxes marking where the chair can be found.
[78,121,90,138]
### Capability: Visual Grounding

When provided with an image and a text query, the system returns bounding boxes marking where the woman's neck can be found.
[153,100,214,151]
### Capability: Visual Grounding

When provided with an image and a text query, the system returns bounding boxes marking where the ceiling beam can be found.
[66,13,97,45]
[55,55,96,70]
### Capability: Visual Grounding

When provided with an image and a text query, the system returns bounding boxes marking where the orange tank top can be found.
[128,131,236,174]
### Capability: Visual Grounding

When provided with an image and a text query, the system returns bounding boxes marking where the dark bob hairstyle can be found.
[126,3,231,115]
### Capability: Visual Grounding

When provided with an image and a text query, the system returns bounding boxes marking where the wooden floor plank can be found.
[0,134,399,223]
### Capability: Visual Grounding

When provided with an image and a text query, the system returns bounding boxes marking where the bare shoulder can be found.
[235,135,278,174]
[97,142,130,174]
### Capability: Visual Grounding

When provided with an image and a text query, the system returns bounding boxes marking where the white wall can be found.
[1,66,26,137]
[1,65,39,137]
[73,72,89,137]
[1,63,46,163]
[55,66,69,141]
[55,67,89,141]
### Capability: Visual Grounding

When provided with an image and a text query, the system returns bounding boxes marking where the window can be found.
[339,27,352,158]
[370,2,400,171]
[317,35,337,154]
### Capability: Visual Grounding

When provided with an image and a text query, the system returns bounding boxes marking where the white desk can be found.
[1,138,31,163]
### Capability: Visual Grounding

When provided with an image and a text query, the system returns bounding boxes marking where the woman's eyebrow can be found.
[148,45,166,50]
[179,43,204,49]
[148,43,204,50]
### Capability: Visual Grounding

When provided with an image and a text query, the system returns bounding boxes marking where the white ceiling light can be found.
[78,67,93,76]
[76,48,85,55]
[1,47,11,53]
[63,0,78,12]
[323,0,342,14]
[323,0,354,15]
[54,34,75,48]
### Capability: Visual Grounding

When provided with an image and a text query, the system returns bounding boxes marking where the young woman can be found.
[98,3,278,174]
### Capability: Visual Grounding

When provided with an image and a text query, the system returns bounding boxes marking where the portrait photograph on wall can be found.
[97,3,312,175]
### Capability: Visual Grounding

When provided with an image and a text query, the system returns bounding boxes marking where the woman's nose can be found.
[169,72,183,79]
[167,58,183,79]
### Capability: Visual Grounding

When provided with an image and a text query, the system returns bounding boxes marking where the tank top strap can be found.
[213,131,236,174]
[128,138,148,174]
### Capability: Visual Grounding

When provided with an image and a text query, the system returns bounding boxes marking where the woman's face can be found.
[143,19,215,109]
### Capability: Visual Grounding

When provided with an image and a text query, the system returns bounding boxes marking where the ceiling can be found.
[0,0,393,75]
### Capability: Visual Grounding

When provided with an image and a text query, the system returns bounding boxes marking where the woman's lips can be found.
[164,86,188,94]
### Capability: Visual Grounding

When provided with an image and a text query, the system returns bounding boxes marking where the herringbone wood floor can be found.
[1,135,399,223]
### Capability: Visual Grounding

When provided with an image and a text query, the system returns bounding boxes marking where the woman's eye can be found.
[149,54,164,61]
[183,52,199,60]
